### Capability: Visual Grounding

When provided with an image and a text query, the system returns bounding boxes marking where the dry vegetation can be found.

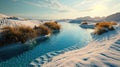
[43,22,61,30]
[34,25,51,35]
[0,22,60,46]
[0,26,37,46]
[94,21,117,35]
[81,22,88,25]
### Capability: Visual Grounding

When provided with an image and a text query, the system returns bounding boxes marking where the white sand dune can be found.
[30,25,120,67]
[0,14,41,28]
[0,19,41,28]
[0,14,8,18]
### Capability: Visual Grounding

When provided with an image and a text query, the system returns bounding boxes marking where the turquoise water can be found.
[0,22,92,67]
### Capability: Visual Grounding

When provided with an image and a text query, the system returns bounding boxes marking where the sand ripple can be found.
[30,29,120,67]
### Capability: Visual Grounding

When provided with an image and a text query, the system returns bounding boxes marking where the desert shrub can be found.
[94,27,108,35]
[43,22,60,30]
[81,22,88,25]
[0,26,37,45]
[94,22,117,35]
[111,22,117,25]
[0,22,61,46]
[95,22,117,28]
[34,25,51,35]
[95,22,109,28]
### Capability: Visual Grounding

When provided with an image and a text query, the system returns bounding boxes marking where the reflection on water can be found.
[0,22,93,67]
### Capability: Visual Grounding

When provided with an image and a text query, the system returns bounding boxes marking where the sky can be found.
[0,0,120,19]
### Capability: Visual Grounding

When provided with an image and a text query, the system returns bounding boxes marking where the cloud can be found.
[73,0,120,17]
[23,0,74,12]
[89,0,120,16]
[11,0,120,19]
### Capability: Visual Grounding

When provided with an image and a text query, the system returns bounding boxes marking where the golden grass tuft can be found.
[95,22,117,28]
[81,22,88,25]
[0,25,51,45]
[43,22,61,30]
[34,25,51,35]
[94,21,117,35]
[0,22,61,46]
[0,26,37,45]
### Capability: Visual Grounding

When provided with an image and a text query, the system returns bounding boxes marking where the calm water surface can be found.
[0,22,93,67]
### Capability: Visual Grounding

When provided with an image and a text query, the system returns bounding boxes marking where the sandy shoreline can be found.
[42,33,120,67]
[30,25,120,67]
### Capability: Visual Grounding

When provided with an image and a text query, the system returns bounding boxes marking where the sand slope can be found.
[0,19,41,28]
[30,25,120,67]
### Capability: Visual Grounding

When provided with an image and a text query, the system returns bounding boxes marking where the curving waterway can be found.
[0,22,93,67]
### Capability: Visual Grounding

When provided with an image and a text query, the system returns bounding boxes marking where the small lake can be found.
[0,22,93,67]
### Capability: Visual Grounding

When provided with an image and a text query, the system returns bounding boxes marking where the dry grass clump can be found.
[95,22,117,28]
[94,26,108,35]
[94,21,117,35]
[0,26,37,45]
[34,25,51,35]
[81,22,88,25]
[111,22,117,25]
[43,22,61,30]
[0,22,61,46]
[0,25,51,45]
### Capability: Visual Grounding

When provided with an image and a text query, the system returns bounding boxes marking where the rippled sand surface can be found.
[31,27,120,67]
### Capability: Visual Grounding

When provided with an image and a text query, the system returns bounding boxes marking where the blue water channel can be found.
[0,22,93,67]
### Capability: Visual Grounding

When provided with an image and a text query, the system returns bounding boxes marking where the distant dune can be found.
[69,12,120,23]
[105,12,120,22]
[0,14,41,28]
[0,14,8,18]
